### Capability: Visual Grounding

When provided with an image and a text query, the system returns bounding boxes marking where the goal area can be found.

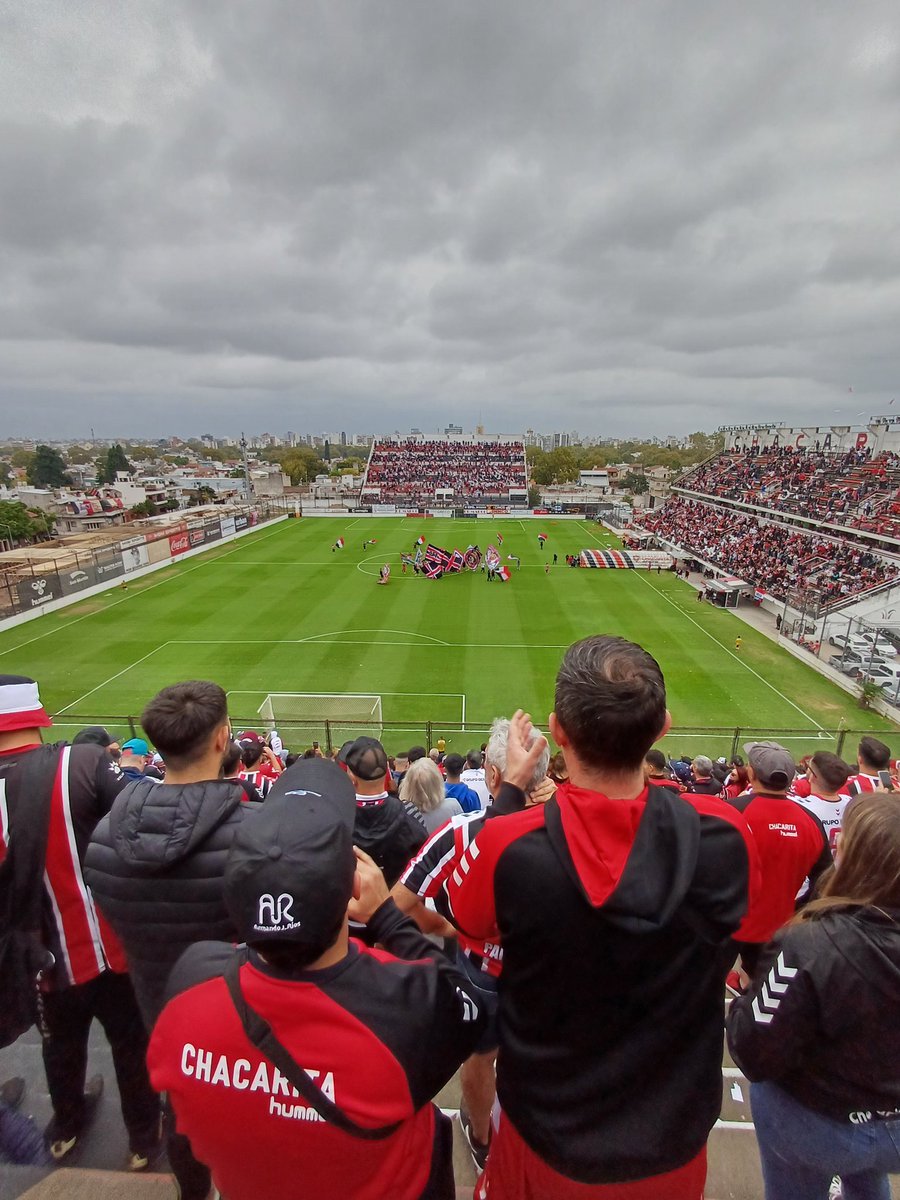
[257,692,383,746]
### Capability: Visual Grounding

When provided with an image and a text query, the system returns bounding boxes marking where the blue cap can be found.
[122,737,150,756]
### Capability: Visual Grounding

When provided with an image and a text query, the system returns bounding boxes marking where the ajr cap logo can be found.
[257,893,296,928]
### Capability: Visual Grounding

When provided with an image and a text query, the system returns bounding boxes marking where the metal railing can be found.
[44,714,888,761]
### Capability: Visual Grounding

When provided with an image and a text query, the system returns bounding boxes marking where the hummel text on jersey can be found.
[767,822,798,837]
[180,1043,335,1102]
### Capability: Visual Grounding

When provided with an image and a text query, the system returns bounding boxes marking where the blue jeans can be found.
[751,1081,900,1200]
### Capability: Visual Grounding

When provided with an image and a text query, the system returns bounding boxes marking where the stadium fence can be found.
[45,715,890,763]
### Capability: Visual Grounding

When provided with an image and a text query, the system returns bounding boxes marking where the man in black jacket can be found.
[86,679,253,1200]
[446,637,757,1200]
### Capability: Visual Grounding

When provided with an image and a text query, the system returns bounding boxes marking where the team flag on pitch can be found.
[416,536,425,545]
[538,531,548,542]
[485,545,501,569]
[424,544,452,578]
[366,539,378,545]
[498,565,511,582]
[333,537,344,550]
[497,533,504,545]
[447,549,465,573]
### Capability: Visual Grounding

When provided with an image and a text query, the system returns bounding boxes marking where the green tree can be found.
[0,461,12,487]
[10,449,34,469]
[623,472,649,494]
[0,499,53,542]
[128,444,157,461]
[190,485,217,505]
[97,444,133,484]
[64,445,96,465]
[128,500,156,517]
[280,449,323,485]
[26,445,71,488]
[527,484,542,508]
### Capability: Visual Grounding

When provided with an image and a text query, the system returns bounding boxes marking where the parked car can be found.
[829,632,897,659]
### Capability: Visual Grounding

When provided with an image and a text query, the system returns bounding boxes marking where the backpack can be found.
[0,744,60,1048]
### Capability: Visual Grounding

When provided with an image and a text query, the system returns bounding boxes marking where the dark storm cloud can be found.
[1,0,899,438]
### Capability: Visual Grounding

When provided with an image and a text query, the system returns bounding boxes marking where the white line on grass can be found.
[55,643,170,713]
[0,522,288,658]
[297,628,450,646]
[169,638,573,649]
[577,522,825,731]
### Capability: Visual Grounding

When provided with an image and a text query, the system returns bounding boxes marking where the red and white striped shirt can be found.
[0,742,128,987]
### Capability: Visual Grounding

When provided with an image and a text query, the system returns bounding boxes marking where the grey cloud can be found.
[1,0,900,438]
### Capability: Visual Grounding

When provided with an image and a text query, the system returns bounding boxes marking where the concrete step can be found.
[19,1170,174,1199]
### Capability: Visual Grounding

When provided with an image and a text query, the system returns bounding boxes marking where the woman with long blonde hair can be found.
[727,792,900,1199]
[399,757,462,834]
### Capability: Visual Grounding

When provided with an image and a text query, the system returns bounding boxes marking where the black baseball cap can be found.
[339,736,388,782]
[72,725,115,748]
[225,760,357,948]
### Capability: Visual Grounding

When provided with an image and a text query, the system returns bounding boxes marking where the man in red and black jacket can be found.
[0,675,160,1169]
[444,637,758,1200]
[148,760,487,1200]
[726,740,831,979]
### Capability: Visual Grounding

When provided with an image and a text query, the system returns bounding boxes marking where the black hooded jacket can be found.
[727,907,900,1123]
[352,796,427,887]
[444,783,757,1184]
[85,777,252,1026]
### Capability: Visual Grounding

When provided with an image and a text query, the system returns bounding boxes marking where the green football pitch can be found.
[0,516,895,759]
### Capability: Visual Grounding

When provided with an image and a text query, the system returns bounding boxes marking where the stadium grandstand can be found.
[360,435,527,507]
[632,423,900,616]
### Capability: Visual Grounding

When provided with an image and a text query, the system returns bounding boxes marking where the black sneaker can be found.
[0,1077,25,1111]
[46,1074,104,1162]
[459,1105,491,1172]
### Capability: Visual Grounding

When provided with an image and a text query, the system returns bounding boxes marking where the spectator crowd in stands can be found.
[362,439,526,505]
[1,662,898,1200]
[635,496,895,604]
[679,444,900,541]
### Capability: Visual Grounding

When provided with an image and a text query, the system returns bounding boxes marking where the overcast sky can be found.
[2,1,899,440]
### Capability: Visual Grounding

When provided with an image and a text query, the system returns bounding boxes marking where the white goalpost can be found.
[257,692,383,745]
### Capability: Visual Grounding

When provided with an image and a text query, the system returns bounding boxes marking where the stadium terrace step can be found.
[18,1170,174,1198]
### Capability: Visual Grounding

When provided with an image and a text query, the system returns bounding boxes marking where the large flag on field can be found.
[498,565,511,582]
[424,544,451,578]
[485,544,501,568]
[447,549,465,573]
[463,547,482,571]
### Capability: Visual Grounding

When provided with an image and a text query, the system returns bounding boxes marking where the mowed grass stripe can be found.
[0,517,895,740]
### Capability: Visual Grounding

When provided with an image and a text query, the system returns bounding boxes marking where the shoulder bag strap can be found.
[223,953,401,1140]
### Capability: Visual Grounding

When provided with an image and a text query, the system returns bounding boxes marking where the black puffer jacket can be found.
[85,777,251,1027]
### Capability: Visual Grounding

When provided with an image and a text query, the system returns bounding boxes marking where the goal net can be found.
[256,693,383,748]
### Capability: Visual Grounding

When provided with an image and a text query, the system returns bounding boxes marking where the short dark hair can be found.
[554,636,667,772]
[443,753,465,778]
[240,742,264,769]
[466,750,483,769]
[141,681,228,770]
[809,751,851,792]
[222,740,242,775]
[645,748,667,771]
[407,746,427,763]
[858,736,891,771]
